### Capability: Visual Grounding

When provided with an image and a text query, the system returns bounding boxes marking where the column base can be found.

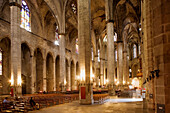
[108,84,116,96]
[15,86,22,97]
[79,83,93,105]
[61,84,66,92]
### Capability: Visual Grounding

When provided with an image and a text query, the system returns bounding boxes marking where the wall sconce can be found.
[154,70,160,77]
[9,75,14,86]
[151,71,155,78]
[17,76,22,86]
[114,79,117,82]
[64,80,67,85]
[106,79,109,84]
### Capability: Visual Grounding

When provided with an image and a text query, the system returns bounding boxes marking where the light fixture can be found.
[116,81,119,85]
[64,80,67,85]
[17,76,22,86]
[106,79,109,83]
[123,81,126,85]
[9,75,14,86]
[80,69,85,81]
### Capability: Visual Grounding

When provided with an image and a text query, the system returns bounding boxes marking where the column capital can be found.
[100,58,105,61]
[106,19,114,24]
[123,51,127,53]
[9,2,22,9]
[117,41,123,43]
[58,33,65,35]
[94,55,98,57]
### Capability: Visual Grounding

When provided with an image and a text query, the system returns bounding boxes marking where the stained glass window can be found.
[0,49,2,75]
[115,50,117,62]
[98,49,100,62]
[54,26,60,45]
[133,44,137,58]
[76,38,78,54]
[21,0,31,32]
[71,3,77,14]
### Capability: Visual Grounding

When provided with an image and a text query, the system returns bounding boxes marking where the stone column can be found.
[123,51,128,84]
[67,64,71,91]
[117,41,123,86]
[59,34,66,92]
[53,61,56,91]
[78,0,93,104]
[73,64,77,90]
[151,0,170,112]
[10,0,22,96]
[122,31,129,85]
[43,59,47,91]
[100,59,104,86]
[106,22,115,93]
[100,45,104,86]
[105,0,115,95]
[94,56,99,88]
[31,54,36,94]
[103,61,106,85]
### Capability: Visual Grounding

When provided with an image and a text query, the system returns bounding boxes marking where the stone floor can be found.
[29,97,155,113]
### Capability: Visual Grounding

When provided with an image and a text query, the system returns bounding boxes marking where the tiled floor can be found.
[29,97,155,113]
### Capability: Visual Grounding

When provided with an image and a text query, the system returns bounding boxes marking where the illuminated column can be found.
[78,0,93,104]
[105,0,115,95]
[67,64,71,91]
[103,61,106,85]
[123,51,128,85]
[94,56,99,88]
[59,34,66,92]
[100,45,104,86]
[10,0,22,95]
[43,59,47,91]
[117,41,123,85]
[123,31,129,85]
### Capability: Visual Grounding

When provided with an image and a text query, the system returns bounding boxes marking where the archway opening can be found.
[71,61,75,90]
[55,56,60,91]
[21,43,31,94]
[0,38,11,95]
[46,53,54,92]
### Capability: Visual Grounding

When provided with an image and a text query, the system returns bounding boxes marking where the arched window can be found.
[133,44,137,58]
[115,50,117,62]
[0,49,2,75]
[129,68,132,78]
[98,49,100,62]
[103,35,107,42]
[76,38,78,54]
[21,0,31,32]
[91,48,94,61]
[54,26,60,45]
[71,3,77,14]
[139,44,141,55]
[114,33,117,42]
